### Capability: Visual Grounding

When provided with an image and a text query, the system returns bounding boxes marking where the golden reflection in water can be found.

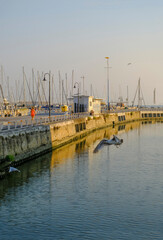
[50,121,153,170]
[50,143,76,169]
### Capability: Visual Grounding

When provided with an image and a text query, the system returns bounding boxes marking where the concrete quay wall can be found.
[0,125,52,163]
[0,110,162,172]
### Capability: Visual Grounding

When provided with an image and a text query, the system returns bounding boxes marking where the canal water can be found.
[0,121,163,240]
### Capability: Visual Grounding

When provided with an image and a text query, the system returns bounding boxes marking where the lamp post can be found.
[105,57,110,110]
[81,76,85,95]
[74,82,79,113]
[43,72,51,117]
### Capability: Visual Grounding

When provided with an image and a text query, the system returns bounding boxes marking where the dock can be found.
[0,108,163,178]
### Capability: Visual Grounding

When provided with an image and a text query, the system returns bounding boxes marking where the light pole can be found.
[105,57,110,110]
[43,72,51,117]
[74,82,79,113]
[81,76,85,95]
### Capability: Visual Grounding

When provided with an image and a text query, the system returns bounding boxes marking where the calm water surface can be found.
[0,122,163,240]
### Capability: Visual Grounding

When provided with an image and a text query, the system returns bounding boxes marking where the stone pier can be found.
[0,109,163,178]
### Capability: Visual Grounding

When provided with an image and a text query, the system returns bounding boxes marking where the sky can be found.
[0,0,163,105]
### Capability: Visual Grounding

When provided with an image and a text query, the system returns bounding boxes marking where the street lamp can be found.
[74,82,79,113]
[43,72,51,117]
[105,57,110,110]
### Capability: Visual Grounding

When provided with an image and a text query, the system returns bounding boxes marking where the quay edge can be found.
[0,109,163,178]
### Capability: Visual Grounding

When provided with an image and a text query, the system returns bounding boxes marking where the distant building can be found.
[101,101,107,113]
[73,95,102,114]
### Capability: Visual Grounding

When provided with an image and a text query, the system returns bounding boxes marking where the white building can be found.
[73,95,102,114]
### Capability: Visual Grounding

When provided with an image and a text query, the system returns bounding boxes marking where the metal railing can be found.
[1,107,163,132]
[0,113,90,132]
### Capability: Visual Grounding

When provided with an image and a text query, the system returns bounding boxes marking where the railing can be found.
[0,113,90,132]
[1,108,163,132]
[106,107,163,113]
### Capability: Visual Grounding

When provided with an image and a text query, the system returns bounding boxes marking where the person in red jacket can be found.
[31,107,36,120]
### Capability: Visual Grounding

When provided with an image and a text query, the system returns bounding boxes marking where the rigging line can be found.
[141,87,146,106]
[62,80,68,105]
[18,82,23,102]
[33,69,40,104]
[33,84,39,106]
[2,67,9,98]
[24,71,34,105]
[33,73,43,106]
[10,89,16,105]
[132,85,138,106]
[36,72,43,106]
[53,81,59,104]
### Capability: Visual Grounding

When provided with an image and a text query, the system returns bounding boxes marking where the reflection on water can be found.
[0,120,163,240]
[50,121,141,170]
[0,153,52,200]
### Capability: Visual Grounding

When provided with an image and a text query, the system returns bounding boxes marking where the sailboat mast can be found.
[22,66,26,106]
[52,74,54,105]
[62,80,64,105]
[58,71,61,105]
[65,73,68,104]
[72,70,74,97]
[1,66,3,86]
[7,76,10,103]
[32,68,35,102]
[153,88,156,105]
[81,76,85,95]
[15,80,18,103]
[138,78,141,107]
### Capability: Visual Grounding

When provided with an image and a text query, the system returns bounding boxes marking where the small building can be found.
[73,95,102,114]
[101,101,107,113]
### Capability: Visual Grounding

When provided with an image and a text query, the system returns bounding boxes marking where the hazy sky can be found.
[0,0,163,105]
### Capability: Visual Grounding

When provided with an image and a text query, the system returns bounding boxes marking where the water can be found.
[0,121,163,240]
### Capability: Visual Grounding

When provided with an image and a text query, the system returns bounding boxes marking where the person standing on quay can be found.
[31,107,36,120]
